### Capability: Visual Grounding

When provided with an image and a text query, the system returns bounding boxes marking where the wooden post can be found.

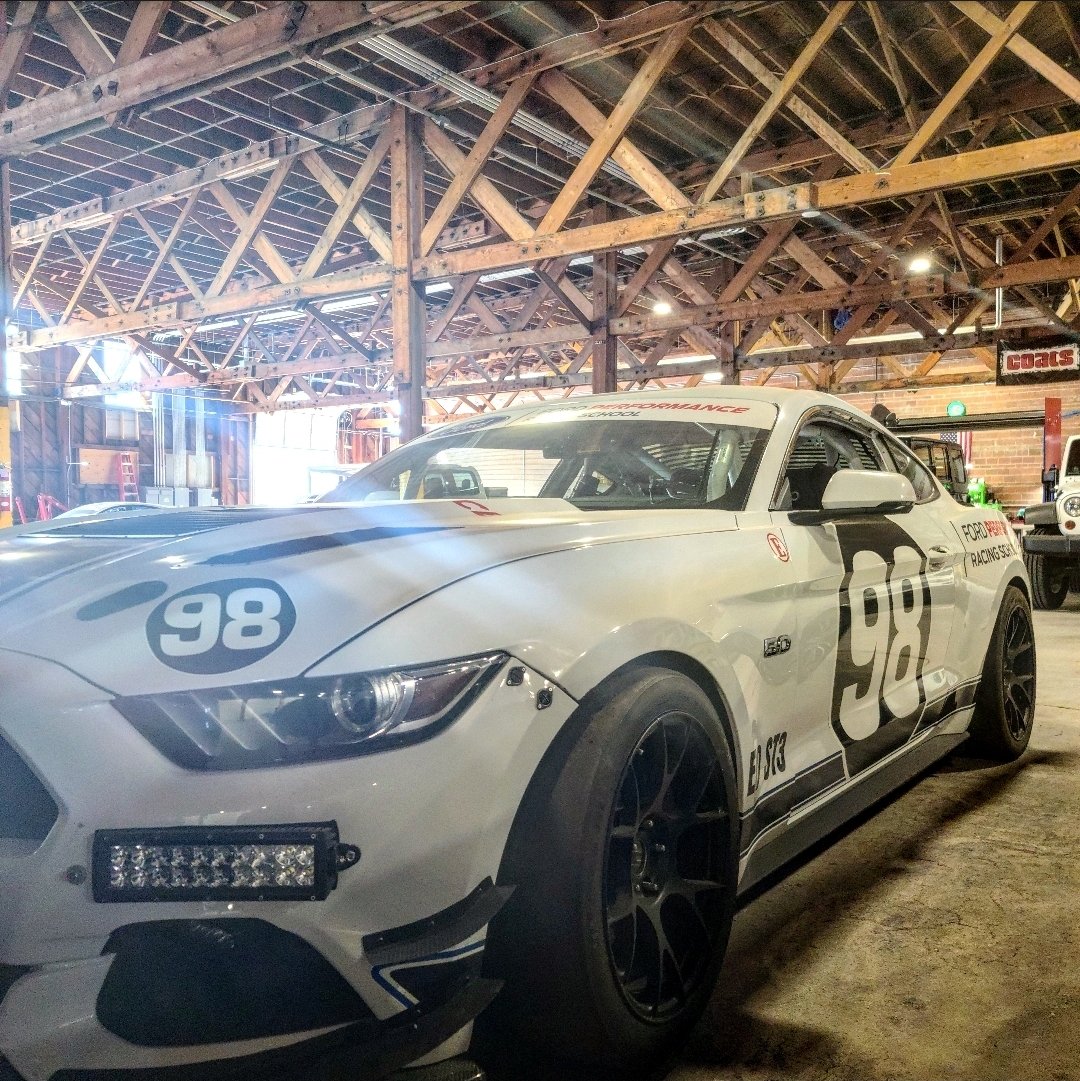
[1044,396,1062,491]
[591,204,618,395]
[390,105,426,441]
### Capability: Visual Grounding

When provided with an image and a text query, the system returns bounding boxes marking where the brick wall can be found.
[840,381,1080,514]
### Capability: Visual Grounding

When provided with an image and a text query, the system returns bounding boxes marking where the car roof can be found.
[435,385,859,425]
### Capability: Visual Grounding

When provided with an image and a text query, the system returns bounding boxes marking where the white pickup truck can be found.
[1023,433,1080,608]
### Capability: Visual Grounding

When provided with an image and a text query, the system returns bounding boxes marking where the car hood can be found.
[0,500,737,695]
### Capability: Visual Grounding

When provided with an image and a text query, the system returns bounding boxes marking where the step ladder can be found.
[117,451,140,502]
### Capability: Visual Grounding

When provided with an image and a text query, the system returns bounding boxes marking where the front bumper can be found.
[1024,533,1080,555]
[0,650,573,1080]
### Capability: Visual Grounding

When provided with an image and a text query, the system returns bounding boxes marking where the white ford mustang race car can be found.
[0,388,1035,1080]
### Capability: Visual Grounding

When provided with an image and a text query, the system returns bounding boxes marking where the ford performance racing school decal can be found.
[146,579,296,674]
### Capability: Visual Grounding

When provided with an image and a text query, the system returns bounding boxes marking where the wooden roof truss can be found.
[0,0,1078,431]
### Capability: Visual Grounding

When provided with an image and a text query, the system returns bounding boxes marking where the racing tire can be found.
[481,666,739,1077]
[968,585,1036,760]
[1025,529,1069,610]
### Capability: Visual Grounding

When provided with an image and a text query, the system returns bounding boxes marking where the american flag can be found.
[940,429,973,464]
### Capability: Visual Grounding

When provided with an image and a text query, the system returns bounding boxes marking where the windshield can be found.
[327,406,774,511]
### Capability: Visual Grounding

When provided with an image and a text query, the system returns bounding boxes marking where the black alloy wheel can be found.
[1001,604,1035,743]
[970,585,1036,759]
[604,714,729,1021]
[480,668,738,1075]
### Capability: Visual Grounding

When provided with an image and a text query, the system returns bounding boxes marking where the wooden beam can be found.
[538,23,694,234]
[426,323,588,360]
[418,120,1080,283]
[615,239,679,318]
[816,129,1080,213]
[59,216,123,321]
[45,1,113,77]
[698,1,854,202]
[206,181,295,287]
[893,1,1037,166]
[702,20,875,173]
[11,103,392,248]
[423,120,534,242]
[418,183,815,281]
[592,203,618,394]
[300,131,393,276]
[540,70,689,212]
[12,233,51,307]
[130,197,200,309]
[833,368,997,395]
[205,161,293,298]
[390,106,426,441]
[613,275,946,336]
[0,2,407,158]
[738,330,1002,370]
[866,2,919,134]
[463,1,711,90]
[0,1,45,103]
[952,1,1080,106]
[421,73,536,255]
[114,1,168,66]
[64,351,386,396]
[975,253,1080,289]
[26,262,393,349]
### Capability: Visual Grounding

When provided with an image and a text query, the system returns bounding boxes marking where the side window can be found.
[911,441,933,471]
[775,419,883,511]
[930,444,950,480]
[881,439,938,502]
[946,446,967,486]
[1065,440,1080,478]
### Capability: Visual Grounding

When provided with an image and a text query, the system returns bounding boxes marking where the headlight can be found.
[1063,495,1080,519]
[114,653,507,770]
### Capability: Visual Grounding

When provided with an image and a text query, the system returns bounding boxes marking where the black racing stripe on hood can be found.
[38,508,311,539]
[76,580,169,621]
[200,525,461,565]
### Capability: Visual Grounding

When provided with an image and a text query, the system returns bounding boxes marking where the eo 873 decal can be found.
[146,579,296,674]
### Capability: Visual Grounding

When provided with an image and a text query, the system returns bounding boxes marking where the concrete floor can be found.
[670,595,1080,1081]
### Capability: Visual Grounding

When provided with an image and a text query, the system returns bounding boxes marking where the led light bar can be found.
[92,823,356,903]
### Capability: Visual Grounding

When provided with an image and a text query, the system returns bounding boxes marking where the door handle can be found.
[927,544,952,569]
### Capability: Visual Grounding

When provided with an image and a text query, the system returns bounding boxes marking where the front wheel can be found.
[968,585,1036,759]
[481,667,739,1075]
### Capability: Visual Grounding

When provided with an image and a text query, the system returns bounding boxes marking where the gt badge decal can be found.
[764,634,792,658]
[767,531,790,562]
[146,579,296,674]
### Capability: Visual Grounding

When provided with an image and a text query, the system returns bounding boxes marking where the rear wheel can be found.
[969,585,1036,759]
[1025,528,1069,610]
[481,667,738,1075]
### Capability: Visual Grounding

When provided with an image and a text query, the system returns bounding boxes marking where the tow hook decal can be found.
[454,499,500,517]
[767,531,790,562]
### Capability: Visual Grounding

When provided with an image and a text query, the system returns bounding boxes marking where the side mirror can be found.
[790,470,916,524]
